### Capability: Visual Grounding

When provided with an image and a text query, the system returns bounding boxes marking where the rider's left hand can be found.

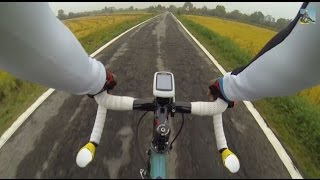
[88,69,117,98]
[105,70,117,92]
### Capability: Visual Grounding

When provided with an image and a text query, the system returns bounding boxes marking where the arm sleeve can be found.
[0,2,106,95]
[221,2,320,101]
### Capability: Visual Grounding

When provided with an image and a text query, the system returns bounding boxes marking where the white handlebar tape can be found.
[94,91,134,110]
[90,92,134,144]
[213,114,228,150]
[90,105,107,144]
[191,98,228,151]
[191,98,228,116]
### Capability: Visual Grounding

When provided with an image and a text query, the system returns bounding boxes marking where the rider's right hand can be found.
[208,77,235,108]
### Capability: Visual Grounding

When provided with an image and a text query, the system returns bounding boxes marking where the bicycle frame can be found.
[141,97,174,179]
[150,150,167,179]
[133,97,194,179]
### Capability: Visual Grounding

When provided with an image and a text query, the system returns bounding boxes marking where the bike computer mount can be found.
[153,71,175,104]
[151,72,176,154]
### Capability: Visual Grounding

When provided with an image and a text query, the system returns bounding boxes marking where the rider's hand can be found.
[208,77,235,108]
[88,69,117,98]
[105,70,117,92]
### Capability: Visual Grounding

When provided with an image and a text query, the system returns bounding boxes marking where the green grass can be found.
[177,15,320,178]
[176,16,251,72]
[254,97,320,179]
[0,78,47,135]
[0,13,155,136]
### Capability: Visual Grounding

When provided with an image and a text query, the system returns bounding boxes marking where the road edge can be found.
[171,13,303,179]
[0,13,161,150]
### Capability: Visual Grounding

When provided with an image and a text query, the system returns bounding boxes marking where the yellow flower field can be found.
[64,14,147,39]
[184,15,277,56]
[298,86,320,106]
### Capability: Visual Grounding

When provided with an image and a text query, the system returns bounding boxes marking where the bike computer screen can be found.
[153,72,175,98]
[156,73,172,91]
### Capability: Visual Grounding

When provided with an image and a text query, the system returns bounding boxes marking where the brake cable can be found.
[170,113,184,150]
[136,112,185,166]
[136,111,149,169]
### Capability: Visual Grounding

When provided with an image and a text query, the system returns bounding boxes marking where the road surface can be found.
[0,12,291,179]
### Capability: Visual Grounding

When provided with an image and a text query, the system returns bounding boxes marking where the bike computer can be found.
[153,71,175,98]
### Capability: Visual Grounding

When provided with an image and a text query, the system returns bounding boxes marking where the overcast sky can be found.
[49,2,303,20]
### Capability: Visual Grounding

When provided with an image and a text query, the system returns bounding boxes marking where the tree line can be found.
[57,2,291,31]
[149,2,291,31]
[57,6,142,20]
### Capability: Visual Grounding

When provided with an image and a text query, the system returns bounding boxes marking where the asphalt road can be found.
[0,12,291,179]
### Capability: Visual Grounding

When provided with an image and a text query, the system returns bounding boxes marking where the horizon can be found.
[49,2,303,20]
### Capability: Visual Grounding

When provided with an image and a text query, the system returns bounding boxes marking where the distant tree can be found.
[183,2,193,12]
[57,9,67,20]
[276,18,290,30]
[102,6,108,13]
[109,7,115,13]
[250,11,264,24]
[68,12,75,19]
[148,6,156,13]
[215,5,226,17]
[129,6,134,11]
[240,13,250,22]
[209,8,216,16]
[155,4,166,12]
[177,8,182,15]
[227,9,242,19]
[168,5,177,13]
[200,6,208,15]
[263,20,276,28]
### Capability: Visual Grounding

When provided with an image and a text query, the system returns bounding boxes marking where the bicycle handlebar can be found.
[76,92,240,174]
[94,91,228,114]
[92,92,228,147]
[94,91,135,111]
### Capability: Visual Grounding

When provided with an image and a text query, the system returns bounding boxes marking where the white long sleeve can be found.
[0,2,106,95]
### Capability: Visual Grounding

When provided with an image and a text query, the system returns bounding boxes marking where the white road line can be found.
[90,14,161,57]
[0,88,55,149]
[0,14,160,150]
[171,13,303,179]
